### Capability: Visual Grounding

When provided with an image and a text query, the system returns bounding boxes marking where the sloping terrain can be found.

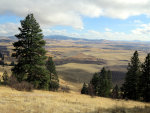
[0,86,149,113]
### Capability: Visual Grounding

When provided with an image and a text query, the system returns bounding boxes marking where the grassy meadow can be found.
[0,86,149,113]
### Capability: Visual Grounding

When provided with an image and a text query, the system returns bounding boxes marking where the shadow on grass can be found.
[92,106,150,113]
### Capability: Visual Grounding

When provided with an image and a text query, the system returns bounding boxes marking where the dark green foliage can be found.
[139,53,150,102]
[11,14,49,90]
[2,71,9,85]
[97,67,112,97]
[46,57,57,75]
[122,51,141,100]
[46,57,59,91]
[90,67,112,97]
[81,82,88,94]
[90,73,99,95]
[112,84,119,99]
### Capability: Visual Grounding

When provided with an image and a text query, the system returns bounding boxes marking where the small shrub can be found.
[61,85,70,93]
[49,80,59,91]
[2,71,9,85]
[88,83,95,97]
[8,76,33,91]
[16,81,33,91]
[8,76,18,87]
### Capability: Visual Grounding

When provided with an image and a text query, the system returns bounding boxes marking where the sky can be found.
[0,0,150,41]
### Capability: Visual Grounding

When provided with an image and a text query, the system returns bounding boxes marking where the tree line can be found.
[121,51,150,102]
[81,51,150,102]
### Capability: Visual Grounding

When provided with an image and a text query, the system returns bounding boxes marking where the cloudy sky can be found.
[0,0,150,41]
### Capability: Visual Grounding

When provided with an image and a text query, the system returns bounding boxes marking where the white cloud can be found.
[0,0,150,29]
[42,23,150,41]
[132,23,150,35]
[133,20,142,24]
[105,28,112,32]
[1,22,150,41]
[0,23,19,36]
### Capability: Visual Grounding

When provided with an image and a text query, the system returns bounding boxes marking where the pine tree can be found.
[46,57,57,75]
[97,67,112,97]
[140,53,150,102]
[122,51,141,100]
[2,71,9,85]
[112,84,119,99]
[12,14,49,90]
[90,67,112,97]
[107,70,112,95]
[81,82,88,94]
[90,73,99,95]
[46,57,59,91]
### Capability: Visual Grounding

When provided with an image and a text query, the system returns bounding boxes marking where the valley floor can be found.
[0,86,149,113]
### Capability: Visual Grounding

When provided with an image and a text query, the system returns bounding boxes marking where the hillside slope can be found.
[0,86,149,113]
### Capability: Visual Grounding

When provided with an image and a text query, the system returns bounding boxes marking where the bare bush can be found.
[60,85,70,93]
[8,76,33,91]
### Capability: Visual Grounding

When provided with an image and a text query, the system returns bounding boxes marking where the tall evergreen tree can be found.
[46,57,59,91]
[12,14,49,90]
[81,82,88,94]
[140,53,150,102]
[97,67,112,97]
[90,73,99,95]
[46,57,57,75]
[122,51,141,100]
[90,67,112,97]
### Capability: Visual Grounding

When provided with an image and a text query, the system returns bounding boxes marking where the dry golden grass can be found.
[57,63,103,73]
[0,86,149,113]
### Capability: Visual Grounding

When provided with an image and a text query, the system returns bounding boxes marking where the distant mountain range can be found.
[0,35,149,43]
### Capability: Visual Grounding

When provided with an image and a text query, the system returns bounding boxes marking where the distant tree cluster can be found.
[9,14,59,91]
[81,67,112,97]
[81,51,150,102]
[121,51,150,102]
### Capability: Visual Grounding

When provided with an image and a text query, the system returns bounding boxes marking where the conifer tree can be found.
[2,71,9,85]
[122,51,141,100]
[46,57,57,75]
[107,70,112,94]
[97,67,112,97]
[140,53,150,102]
[112,84,119,99]
[81,82,88,94]
[12,14,49,89]
[46,57,59,91]
[90,73,99,95]
[90,67,112,97]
